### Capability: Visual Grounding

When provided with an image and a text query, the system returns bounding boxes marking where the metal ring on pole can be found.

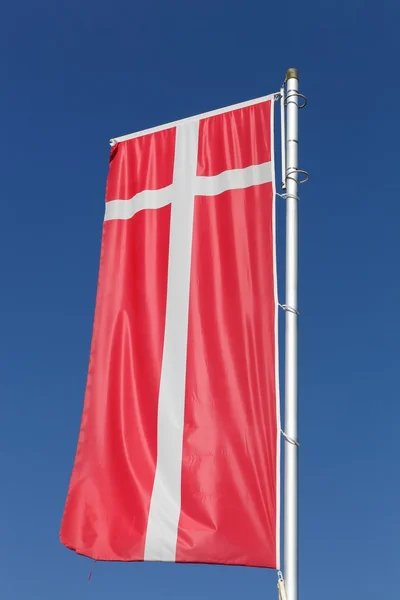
[281,429,300,447]
[279,303,300,316]
[276,192,300,202]
[284,193,300,201]
[284,91,307,109]
[286,167,310,184]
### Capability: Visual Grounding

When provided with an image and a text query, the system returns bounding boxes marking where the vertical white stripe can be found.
[144,121,199,561]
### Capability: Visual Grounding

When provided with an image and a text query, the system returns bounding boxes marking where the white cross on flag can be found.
[61,94,280,569]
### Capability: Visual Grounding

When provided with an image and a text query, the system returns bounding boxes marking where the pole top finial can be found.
[286,68,299,81]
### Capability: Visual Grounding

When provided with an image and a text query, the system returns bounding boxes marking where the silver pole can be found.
[284,68,300,600]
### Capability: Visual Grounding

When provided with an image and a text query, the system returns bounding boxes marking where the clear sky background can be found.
[1,1,398,598]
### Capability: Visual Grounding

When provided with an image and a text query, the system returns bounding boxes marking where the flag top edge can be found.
[110,92,279,145]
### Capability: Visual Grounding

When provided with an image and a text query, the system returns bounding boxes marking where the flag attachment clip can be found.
[281,429,300,447]
[276,192,300,203]
[277,571,288,600]
[278,303,299,316]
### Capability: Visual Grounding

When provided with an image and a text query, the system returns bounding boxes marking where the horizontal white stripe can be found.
[104,185,173,221]
[104,162,272,222]
[196,161,272,196]
[144,120,199,562]
[110,93,277,144]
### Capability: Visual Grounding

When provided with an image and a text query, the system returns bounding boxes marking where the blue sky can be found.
[1,0,398,598]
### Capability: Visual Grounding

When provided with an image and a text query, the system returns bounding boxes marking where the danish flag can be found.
[61,95,280,569]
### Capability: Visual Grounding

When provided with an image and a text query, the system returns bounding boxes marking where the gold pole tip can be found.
[286,68,299,81]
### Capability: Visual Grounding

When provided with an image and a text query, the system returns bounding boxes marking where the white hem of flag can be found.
[271,97,281,571]
[110,92,279,144]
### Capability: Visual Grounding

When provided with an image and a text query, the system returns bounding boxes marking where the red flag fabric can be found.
[60,95,280,569]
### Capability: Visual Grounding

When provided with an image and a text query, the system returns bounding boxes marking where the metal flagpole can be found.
[284,67,302,600]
